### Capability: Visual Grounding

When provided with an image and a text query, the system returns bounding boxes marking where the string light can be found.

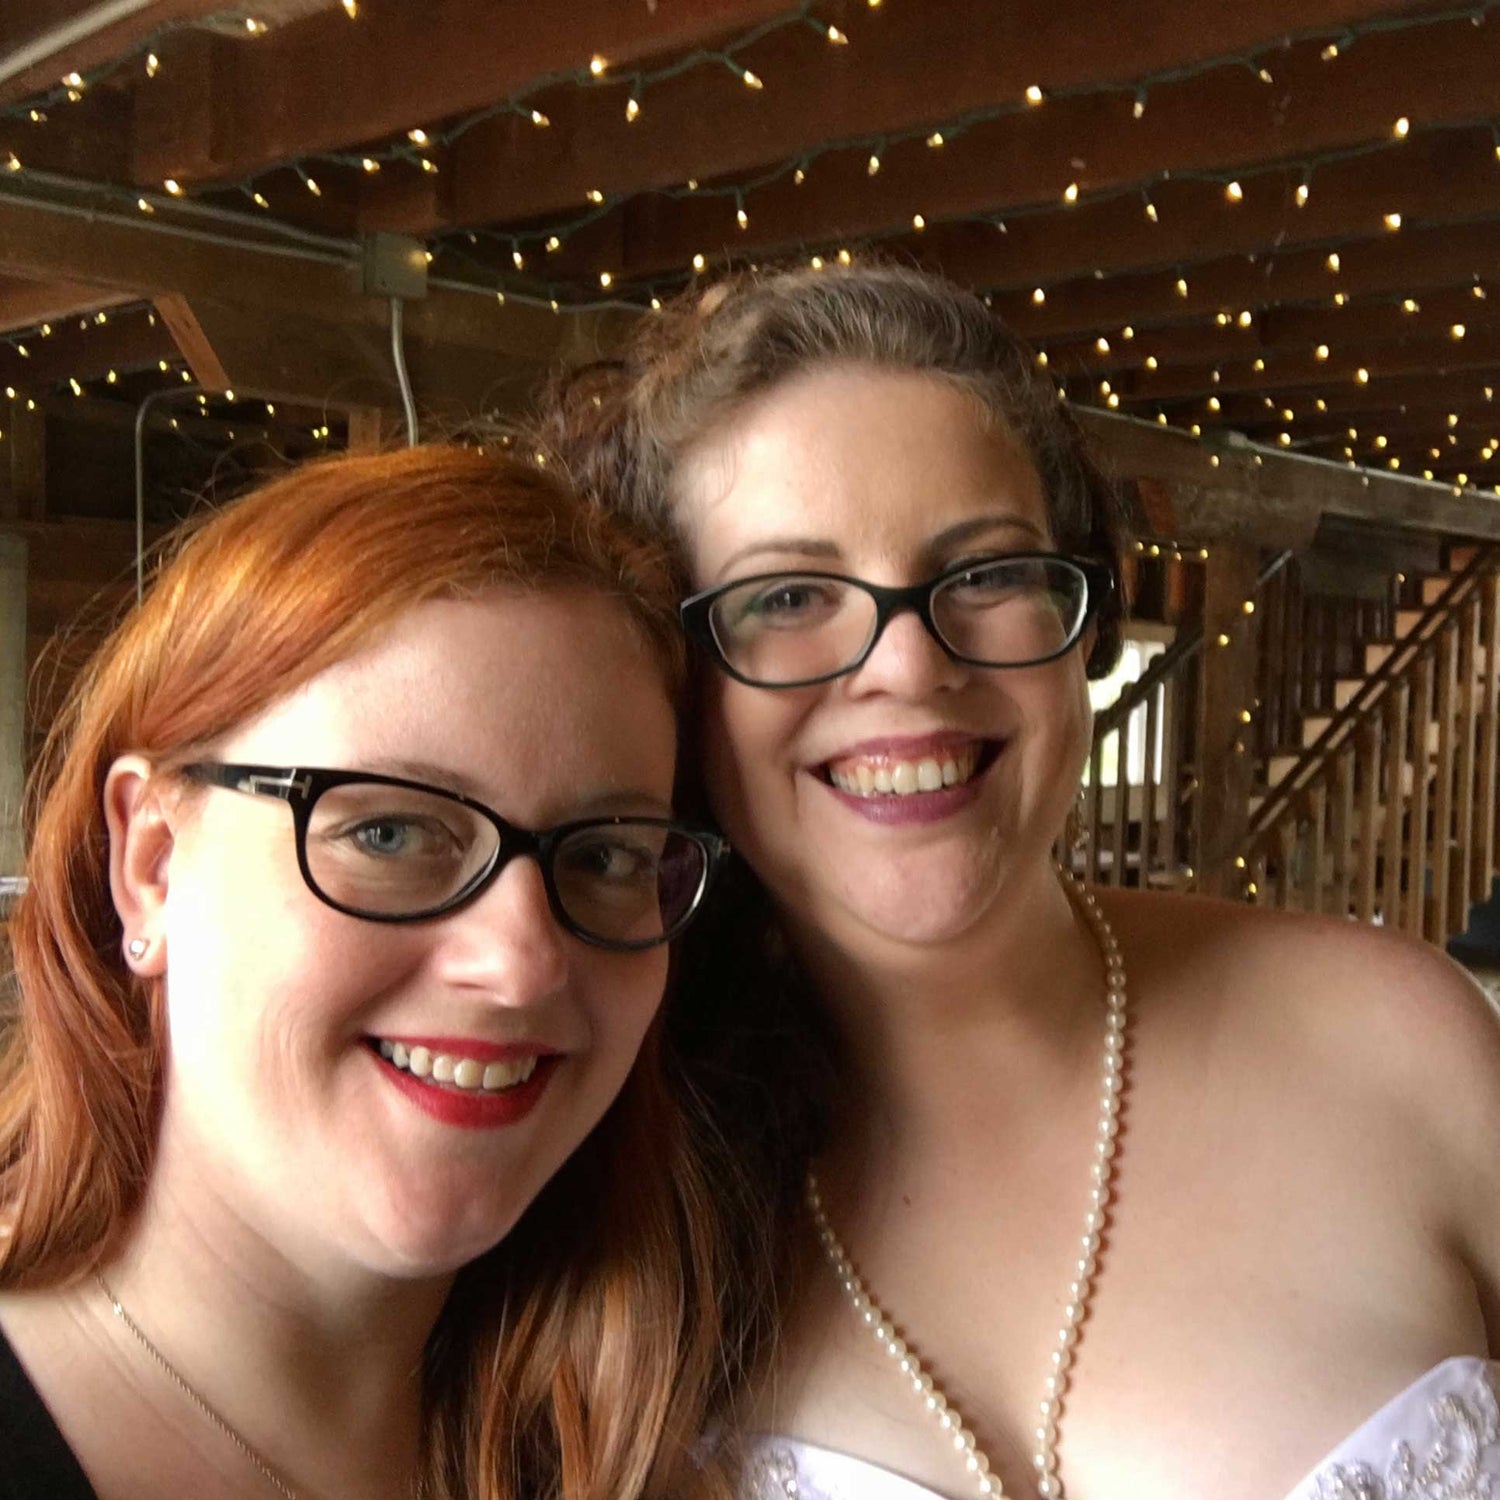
[1356,367,1370,384]
[1095,337,1110,354]
[244,18,267,35]
[419,157,438,174]
[585,188,605,203]
[407,128,429,145]
[741,68,763,89]
[737,206,750,230]
[589,55,608,76]
[545,235,561,251]
[4,152,20,173]
[825,25,849,44]
[1295,180,1310,207]
[1175,277,1189,297]
[926,132,944,148]
[599,271,613,287]
[1063,181,1079,203]
[342,0,357,16]
[1383,211,1402,231]
[1238,310,1253,328]
[1121,326,1134,340]
[251,191,269,208]
[867,153,880,175]
[1145,355,1159,370]
[911,213,925,230]
[1225,180,1243,202]
[1316,344,1330,360]
[1393,116,1410,137]
[145,52,159,77]
[1132,92,1146,119]
[1333,291,1348,305]
[626,97,640,122]
[1025,85,1044,105]
[530,109,550,127]
[692,253,706,271]
[163,178,184,196]
[61,72,84,89]
[1322,42,1340,59]
[1032,287,1046,304]
[1402,298,1420,313]
[361,157,380,173]
[1451,323,1467,340]
[1325,252,1341,272]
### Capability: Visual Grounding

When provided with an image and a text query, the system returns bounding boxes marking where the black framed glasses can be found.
[680,552,1115,689]
[179,763,730,951]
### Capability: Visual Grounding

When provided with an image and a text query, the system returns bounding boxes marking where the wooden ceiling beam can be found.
[0,189,622,369]
[0,0,226,105]
[1120,327,1500,404]
[1152,371,1500,427]
[1074,406,1500,546]
[995,222,1500,344]
[423,0,1434,238]
[1045,293,1497,378]
[130,0,793,187]
[0,304,173,388]
[0,274,134,333]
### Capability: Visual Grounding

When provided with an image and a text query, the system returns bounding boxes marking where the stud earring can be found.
[127,937,148,959]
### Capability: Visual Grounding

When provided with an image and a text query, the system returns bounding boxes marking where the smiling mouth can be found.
[820,741,1002,799]
[369,1039,542,1093]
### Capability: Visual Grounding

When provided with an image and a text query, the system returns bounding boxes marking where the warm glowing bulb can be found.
[737,207,749,230]
[1145,199,1159,223]
[545,235,561,252]
[362,157,380,173]
[512,249,525,269]
[867,153,881,175]
[1238,310,1252,328]
[793,167,806,185]
[1225,181,1243,202]
[62,72,84,88]
[693,253,706,271]
[408,128,429,145]
[1132,95,1146,119]
[742,69,763,89]
[1035,351,1049,368]
[838,248,853,266]
[1356,368,1370,384]
[1175,277,1188,297]
[1031,287,1046,305]
[531,110,550,127]
[1316,344,1330,360]
[1063,181,1079,203]
[305,175,321,195]
[589,54,607,76]
[1253,358,1265,371]
[1095,337,1110,354]
[1326,252,1341,273]
[419,157,437,174]
[1393,116,1410,137]
[244,17,266,34]
[1025,84,1044,105]
[252,191,269,208]
[163,177,184,195]
[926,132,944,148]
[586,188,605,203]
[343,0,357,15]
[911,213,925,231]
[1145,355,1159,370]
[1383,211,1402,231]
[625,97,640,122]
[825,25,848,43]
[1121,326,1134,340]
[145,52,160,76]
[1208,396,1221,412]
[1295,182,1310,207]
[1451,323,1467,340]
[599,271,613,287]
[1402,298,1419,313]
[1322,42,1339,59]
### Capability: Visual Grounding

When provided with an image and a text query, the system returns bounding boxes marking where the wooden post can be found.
[1194,542,1260,895]
[6,401,45,522]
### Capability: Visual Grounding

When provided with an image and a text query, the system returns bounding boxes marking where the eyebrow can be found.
[361,758,676,821]
[713,512,1050,581]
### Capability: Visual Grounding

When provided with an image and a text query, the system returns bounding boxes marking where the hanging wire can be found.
[389,297,418,445]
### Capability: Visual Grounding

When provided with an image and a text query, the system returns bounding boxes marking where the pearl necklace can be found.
[805,877,1128,1500]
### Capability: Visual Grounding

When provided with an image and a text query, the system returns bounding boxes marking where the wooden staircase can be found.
[1080,536,1500,950]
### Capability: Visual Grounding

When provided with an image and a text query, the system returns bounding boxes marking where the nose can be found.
[435,855,569,1004]
[845,603,969,699]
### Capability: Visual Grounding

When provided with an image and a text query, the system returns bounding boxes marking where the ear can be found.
[104,755,176,978]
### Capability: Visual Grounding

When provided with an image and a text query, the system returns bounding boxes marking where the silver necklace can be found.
[97,1271,302,1499]
[806,876,1128,1500]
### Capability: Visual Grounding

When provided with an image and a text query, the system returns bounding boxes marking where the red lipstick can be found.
[369,1043,559,1130]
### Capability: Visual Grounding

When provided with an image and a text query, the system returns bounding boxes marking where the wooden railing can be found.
[1077,549,1292,889]
[1242,547,1500,939]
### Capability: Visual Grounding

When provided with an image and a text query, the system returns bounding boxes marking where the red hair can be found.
[1,445,731,1499]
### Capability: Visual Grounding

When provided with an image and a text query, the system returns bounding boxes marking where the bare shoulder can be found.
[1094,885,1500,1319]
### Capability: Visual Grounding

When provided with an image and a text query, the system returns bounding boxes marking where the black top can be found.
[0,1329,98,1499]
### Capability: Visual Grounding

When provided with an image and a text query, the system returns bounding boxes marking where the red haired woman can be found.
[0,446,732,1500]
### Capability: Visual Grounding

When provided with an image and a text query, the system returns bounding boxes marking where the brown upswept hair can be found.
[529,264,1133,1465]
[0,444,733,1500]
[539,261,1129,676]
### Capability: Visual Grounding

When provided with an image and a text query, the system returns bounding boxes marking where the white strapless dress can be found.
[740,1358,1499,1499]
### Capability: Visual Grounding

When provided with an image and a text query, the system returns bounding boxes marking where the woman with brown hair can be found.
[540,265,1500,1500]
[0,444,733,1500]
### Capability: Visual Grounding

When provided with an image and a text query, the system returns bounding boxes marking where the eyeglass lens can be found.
[302,781,706,943]
[710,556,1091,684]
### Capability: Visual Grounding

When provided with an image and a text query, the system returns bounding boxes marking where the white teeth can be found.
[379,1042,540,1093]
[828,748,983,800]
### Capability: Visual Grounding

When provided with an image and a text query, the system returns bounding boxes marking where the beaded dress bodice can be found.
[741,1358,1500,1500]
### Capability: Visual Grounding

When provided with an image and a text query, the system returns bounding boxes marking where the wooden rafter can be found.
[532,15,1500,282]
[0,273,133,333]
[129,0,795,186]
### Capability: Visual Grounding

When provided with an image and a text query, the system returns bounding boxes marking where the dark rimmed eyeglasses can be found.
[680,552,1115,690]
[179,763,730,952]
